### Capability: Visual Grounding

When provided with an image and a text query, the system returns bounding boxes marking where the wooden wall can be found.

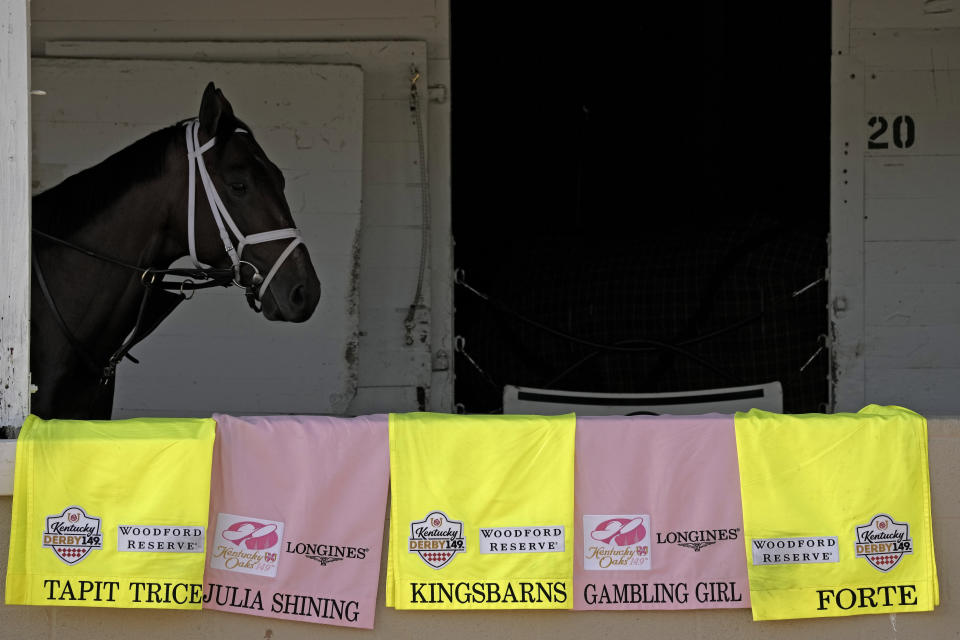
[0,0,31,434]
[831,0,960,413]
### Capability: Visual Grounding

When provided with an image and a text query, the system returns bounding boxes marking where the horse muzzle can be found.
[259,250,321,323]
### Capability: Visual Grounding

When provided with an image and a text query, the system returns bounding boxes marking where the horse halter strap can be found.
[184,118,302,305]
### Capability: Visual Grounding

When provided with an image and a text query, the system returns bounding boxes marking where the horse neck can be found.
[33,128,190,353]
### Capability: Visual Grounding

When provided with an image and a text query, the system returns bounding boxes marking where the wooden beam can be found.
[829,0,866,411]
[0,0,31,433]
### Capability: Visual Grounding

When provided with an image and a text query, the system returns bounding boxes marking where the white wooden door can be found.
[32,58,363,416]
[42,40,449,414]
[832,1,960,413]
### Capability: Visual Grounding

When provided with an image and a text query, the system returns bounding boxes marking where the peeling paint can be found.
[829,319,840,411]
[346,224,362,319]
[923,0,953,15]
[333,222,363,415]
[293,129,313,149]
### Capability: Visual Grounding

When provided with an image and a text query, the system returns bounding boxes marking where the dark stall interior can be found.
[451,3,831,413]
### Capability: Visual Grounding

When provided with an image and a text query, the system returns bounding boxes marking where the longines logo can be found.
[656,527,740,552]
[284,541,370,566]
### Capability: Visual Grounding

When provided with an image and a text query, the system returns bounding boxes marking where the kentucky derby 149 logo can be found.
[583,514,651,571]
[855,513,913,572]
[409,511,465,569]
[209,513,285,578]
[41,506,103,565]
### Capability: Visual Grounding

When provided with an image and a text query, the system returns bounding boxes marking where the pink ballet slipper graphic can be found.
[591,517,646,547]
[221,521,279,550]
[591,519,627,544]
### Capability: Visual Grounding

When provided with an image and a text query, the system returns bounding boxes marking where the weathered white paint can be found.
[830,0,866,411]
[31,58,364,416]
[33,0,437,21]
[427,49,454,412]
[0,440,14,495]
[851,0,960,28]
[853,27,960,68]
[832,0,960,413]
[42,39,451,414]
[3,417,960,634]
[0,0,31,431]
[29,0,447,58]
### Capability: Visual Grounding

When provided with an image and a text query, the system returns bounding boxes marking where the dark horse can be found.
[31,83,322,420]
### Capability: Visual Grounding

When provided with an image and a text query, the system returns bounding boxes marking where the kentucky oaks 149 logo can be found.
[583,514,651,571]
[209,513,285,578]
[41,506,103,565]
[409,511,466,569]
[855,513,913,572]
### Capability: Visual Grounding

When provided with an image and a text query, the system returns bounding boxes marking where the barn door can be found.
[831,2,960,413]
[32,58,363,416]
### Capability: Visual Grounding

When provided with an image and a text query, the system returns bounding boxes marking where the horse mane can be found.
[32,124,182,236]
[32,113,257,237]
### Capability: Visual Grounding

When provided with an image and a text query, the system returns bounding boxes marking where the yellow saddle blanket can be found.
[386,412,575,610]
[735,405,938,620]
[5,415,215,609]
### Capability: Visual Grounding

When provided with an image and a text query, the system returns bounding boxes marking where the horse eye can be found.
[230,182,247,194]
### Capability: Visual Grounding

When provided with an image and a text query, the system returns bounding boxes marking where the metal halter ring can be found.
[140,270,157,286]
[179,278,196,300]
[232,260,264,289]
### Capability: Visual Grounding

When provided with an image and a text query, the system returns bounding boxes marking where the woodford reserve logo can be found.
[41,506,103,565]
[117,524,204,553]
[583,515,651,570]
[855,513,913,572]
[409,511,465,569]
[478,526,565,554]
[209,513,285,578]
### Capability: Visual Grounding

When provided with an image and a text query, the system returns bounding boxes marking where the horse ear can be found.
[198,82,235,138]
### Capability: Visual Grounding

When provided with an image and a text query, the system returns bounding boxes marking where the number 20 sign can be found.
[868,115,916,150]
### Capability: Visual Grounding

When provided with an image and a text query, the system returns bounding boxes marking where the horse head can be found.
[184,82,321,322]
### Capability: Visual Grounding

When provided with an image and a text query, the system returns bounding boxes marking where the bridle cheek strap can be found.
[184,118,302,301]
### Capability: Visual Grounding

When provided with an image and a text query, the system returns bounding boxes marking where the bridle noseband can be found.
[184,118,303,310]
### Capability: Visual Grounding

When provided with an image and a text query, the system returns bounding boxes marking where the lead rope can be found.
[183,119,303,304]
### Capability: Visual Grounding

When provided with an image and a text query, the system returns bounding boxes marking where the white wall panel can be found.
[866,368,960,412]
[33,0,436,21]
[851,0,960,28]
[833,0,960,413]
[867,324,960,367]
[853,27,960,67]
[866,196,960,241]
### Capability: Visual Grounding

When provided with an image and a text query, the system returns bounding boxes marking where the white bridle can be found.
[184,118,302,302]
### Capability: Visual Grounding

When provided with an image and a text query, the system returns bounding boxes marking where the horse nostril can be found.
[289,284,306,309]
